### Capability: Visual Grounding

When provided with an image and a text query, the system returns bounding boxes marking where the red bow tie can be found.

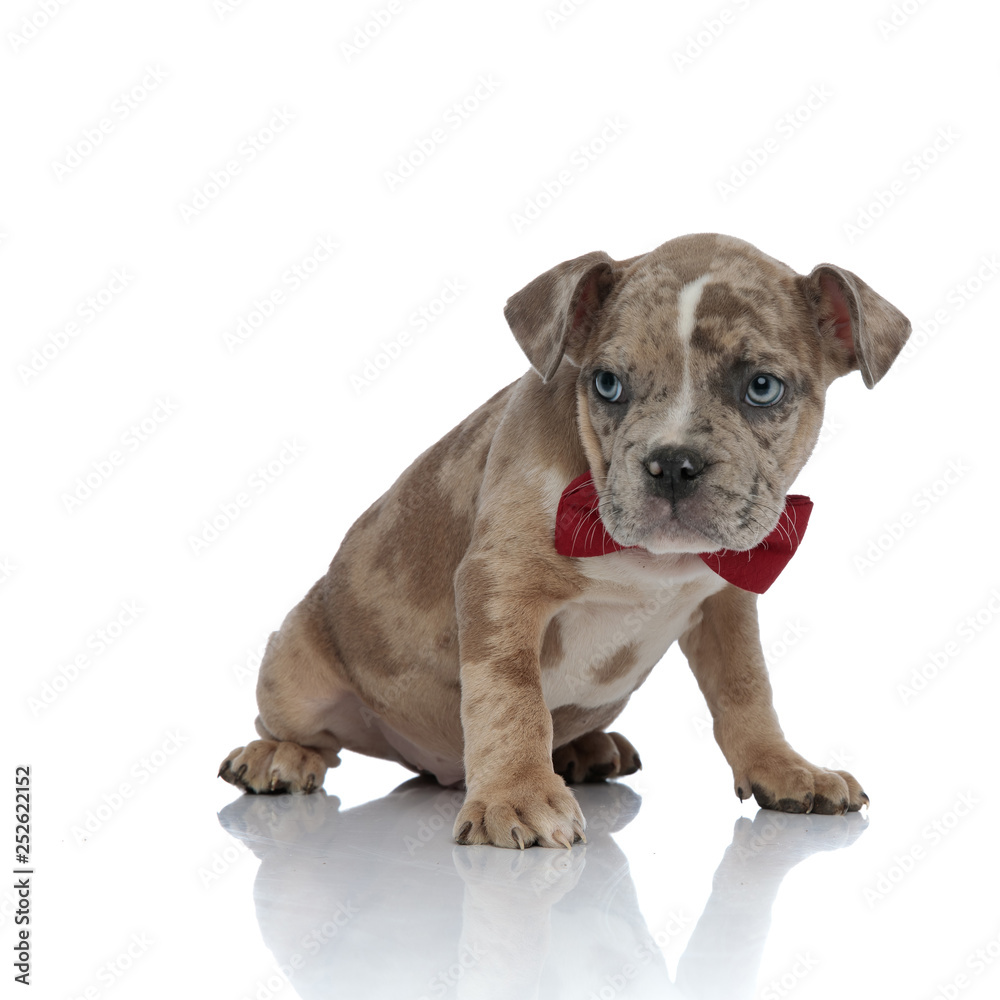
[554,471,812,595]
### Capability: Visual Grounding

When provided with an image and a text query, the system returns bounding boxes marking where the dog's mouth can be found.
[638,499,731,554]
[602,489,781,556]
[599,495,714,554]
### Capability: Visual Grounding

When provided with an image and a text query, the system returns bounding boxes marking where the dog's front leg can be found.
[680,586,869,815]
[452,556,586,849]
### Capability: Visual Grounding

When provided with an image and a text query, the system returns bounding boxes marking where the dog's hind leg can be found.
[219,609,347,794]
[219,723,340,794]
[219,597,431,792]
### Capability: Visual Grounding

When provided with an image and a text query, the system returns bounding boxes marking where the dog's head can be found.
[504,234,910,554]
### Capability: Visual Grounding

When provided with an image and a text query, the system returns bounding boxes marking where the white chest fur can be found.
[541,550,726,710]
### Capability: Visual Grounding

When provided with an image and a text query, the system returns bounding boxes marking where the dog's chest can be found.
[540,551,726,710]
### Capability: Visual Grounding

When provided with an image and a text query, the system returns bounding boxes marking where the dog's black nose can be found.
[644,447,705,500]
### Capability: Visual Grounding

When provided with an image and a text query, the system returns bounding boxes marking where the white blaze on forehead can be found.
[651,273,711,444]
[675,273,712,343]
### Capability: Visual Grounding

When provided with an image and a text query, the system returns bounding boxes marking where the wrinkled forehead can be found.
[593,234,810,368]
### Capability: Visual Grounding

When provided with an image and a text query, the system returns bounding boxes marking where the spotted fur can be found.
[220,233,910,848]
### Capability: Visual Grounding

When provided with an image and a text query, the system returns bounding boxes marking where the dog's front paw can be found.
[219,740,328,794]
[734,748,869,815]
[453,772,586,849]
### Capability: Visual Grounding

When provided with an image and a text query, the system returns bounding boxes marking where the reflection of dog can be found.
[218,781,867,999]
[220,233,909,848]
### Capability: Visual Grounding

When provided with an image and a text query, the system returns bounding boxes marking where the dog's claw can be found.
[456,821,473,844]
[553,832,573,850]
[512,826,526,850]
[217,740,329,795]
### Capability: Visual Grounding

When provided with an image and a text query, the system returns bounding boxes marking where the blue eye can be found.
[594,370,623,402]
[745,373,785,407]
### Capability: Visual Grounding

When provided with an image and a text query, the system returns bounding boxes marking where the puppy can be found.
[220,233,910,849]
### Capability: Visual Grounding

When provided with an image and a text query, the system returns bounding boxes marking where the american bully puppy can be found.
[220,233,910,849]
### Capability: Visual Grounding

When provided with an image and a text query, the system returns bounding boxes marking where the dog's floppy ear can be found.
[803,264,911,389]
[504,251,616,382]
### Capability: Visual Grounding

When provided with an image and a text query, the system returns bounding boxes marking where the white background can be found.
[5,1,1000,998]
